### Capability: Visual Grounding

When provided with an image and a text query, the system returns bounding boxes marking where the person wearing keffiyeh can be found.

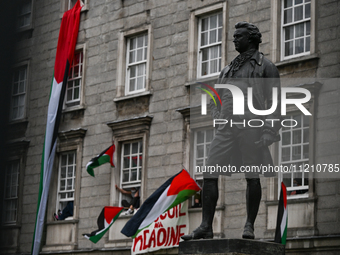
[182,22,281,241]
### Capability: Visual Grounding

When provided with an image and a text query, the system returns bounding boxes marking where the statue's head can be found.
[233,22,262,53]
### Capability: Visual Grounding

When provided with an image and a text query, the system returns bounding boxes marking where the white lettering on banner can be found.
[131,201,189,255]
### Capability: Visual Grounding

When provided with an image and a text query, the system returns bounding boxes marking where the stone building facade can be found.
[1,0,340,254]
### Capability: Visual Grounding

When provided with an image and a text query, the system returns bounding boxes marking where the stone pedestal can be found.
[179,239,285,255]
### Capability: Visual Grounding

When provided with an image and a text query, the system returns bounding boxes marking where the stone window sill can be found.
[114,91,153,102]
[275,54,319,68]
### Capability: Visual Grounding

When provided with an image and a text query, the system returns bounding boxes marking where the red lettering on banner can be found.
[165,227,171,246]
[148,229,156,248]
[142,230,150,250]
[155,222,164,228]
[156,228,167,246]
[160,212,167,220]
[168,207,175,219]
[167,226,179,246]
[179,203,186,216]
[133,235,143,252]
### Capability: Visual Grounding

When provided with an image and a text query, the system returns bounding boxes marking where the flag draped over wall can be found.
[31,2,82,254]
[275,182,288,245]
[83,207,124,243]
[86,144,115,177]
[121,169,201,238]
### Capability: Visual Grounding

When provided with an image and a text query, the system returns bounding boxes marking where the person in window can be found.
[53,201,74,220]
[115,184,140,215]
[290,178,308,195]
[192,192,202,208]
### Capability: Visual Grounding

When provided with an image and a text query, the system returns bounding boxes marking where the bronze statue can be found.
[182,22,281,240]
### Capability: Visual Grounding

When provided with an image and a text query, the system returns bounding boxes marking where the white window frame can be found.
[3,160,20,224]
[60,0,88,16]
[193,128,215,181]
[187,2,227,82]
[278,114,310,199]
[197,12,223,79]
[120,139,144,192]
[281,0,311,60]
[10,65,28,121]
[116,25,152,99]
[125,33,148,95]
[56,151,76,217]
[64,44,86,111]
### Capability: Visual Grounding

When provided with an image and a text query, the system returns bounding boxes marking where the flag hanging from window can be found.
[121,169,201,238]
[86,144,115,177]
[31,2,83,255]
[275,182,288,245]
[83,206,124,243]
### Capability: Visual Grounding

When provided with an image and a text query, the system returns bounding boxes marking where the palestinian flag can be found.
[83,206,124,243]
[121,169,201,238]
[31,2,82,255]
[275,182,288,245]
[86,144,115,177]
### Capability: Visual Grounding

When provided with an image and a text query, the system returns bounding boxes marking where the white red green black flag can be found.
[83,207,124,243]
[121,169,201,238]
[86,144,115,177]
[31,2,82,254]
[275,181,288,245]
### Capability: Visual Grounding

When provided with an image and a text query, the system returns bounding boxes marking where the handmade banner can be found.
[132,201,188,255]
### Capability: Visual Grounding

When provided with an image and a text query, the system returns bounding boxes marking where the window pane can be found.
[129,50,135,63]
[201,62,208,76]
[303,145,309,159]
[285,26,294,40]
[282,132,291,145]
[295,0,302,4]
[137,77,144,90]
[201,32,208,46]
[197,145,204,158]
[306,36,310,51]
[137,49,143,62]
[209,30,217,44]
[137,36,144,48]
[123,157,129,168]
[295,23,304,38]
[132,142,138,153]
[210,59,217,74]
[285,41,294,56]
[218,28,222,42]
[282,147,291,162]
[210,15,217,29]
[202,17,209,31]
[218,13,222,26]
[303,129,309,143]
[202,48,209,61]
[124,144,130,155]
[197,131,204,144]
[284,9,293,24]
[295,38,304,54]
[123,170,129,182]
[284,0,293,8]
[293,130,301,144]
[294,6,303,22]
[305,3,311,18]
[292,146,301,160]
[130,169,137,181]
[130,37,136,50]
[306,21,310,35]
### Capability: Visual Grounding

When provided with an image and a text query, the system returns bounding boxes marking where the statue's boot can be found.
[181,178,218,240]
[242,178,261,239]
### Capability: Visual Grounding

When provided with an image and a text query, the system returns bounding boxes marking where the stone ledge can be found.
[179,238,285,255]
